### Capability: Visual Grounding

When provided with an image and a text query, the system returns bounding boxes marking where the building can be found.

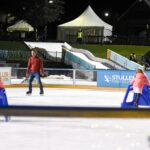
[114,0,150,45]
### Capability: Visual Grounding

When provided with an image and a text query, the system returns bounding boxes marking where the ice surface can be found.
[6,88,124,107]
[0,87,150,150]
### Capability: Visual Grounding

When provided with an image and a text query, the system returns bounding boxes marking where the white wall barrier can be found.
[107,49,144,70]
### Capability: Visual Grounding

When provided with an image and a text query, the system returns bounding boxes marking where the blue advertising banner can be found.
[97,70,150,88]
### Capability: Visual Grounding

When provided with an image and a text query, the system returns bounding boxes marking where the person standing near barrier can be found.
[26,49,45,95]
[129,53,137,62]
[0,78,8,106]
[130,69,150,107]
[76,29,83,44]
[0,78,9,121]
[132,53,137,62]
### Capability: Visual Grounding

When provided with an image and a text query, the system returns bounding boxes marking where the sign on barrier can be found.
[0,67,11,85]
[97,70,150,88]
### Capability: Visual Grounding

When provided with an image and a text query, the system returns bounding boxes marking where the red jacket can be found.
[26,56,44,74]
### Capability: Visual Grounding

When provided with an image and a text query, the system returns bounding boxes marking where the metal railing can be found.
[65,34,150,45]
[0,50,62,63]
[11,68,97,86]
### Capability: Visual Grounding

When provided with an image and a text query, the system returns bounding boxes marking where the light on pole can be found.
[49,0,53,3]
[104,12,109,17]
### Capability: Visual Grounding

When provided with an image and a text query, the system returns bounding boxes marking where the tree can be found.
[0,0,64,27]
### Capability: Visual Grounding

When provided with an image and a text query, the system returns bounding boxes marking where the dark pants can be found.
[134,93,141,106]
[28,72,43,93]
[77,38,82,44]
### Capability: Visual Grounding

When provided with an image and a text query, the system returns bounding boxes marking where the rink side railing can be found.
[11,67,98,86]
[1,106,150,118]
[3,67,149,88]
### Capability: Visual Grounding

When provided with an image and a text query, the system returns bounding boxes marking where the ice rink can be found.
[0,87,150,150]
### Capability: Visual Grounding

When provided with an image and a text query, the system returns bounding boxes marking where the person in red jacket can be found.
[130,69,150,107]
[26,49,45,95]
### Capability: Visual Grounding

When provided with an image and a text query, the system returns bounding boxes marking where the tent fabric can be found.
[58,6,112,31]
[7,20,34,32]
[57,6,112,43]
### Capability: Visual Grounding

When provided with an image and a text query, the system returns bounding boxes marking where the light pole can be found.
[49,0,53,4]
[104,12,110,17]
[103,11,111,24]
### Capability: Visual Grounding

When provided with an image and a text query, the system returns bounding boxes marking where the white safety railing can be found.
[11,68,98,86]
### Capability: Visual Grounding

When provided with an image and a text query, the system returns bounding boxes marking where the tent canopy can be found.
[57,6,112,43]
[58,5,112,31]
[7,20,34,32]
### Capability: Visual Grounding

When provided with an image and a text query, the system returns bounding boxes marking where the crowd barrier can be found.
[97,70,150,88]
[0,67,149,88]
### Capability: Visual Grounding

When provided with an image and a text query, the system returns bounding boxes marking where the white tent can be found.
[7,20,34,32]
[57,6,113,43]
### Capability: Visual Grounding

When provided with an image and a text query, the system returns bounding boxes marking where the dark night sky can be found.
[61,0,136,23]
[50,0,136,38]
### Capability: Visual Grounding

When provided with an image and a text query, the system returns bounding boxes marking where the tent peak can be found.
[86,5,92,9]
[82,5,97,15]
[58,5,112,30]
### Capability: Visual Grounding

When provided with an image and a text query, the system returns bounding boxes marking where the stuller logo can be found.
[104,75,133,83]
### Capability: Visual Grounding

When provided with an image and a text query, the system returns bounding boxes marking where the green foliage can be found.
[0,41,149,64]
[0,41,31,61]
[0,0,64,27]
[0,41,30,51]
[25,0,64,27]
[72,44,150,59]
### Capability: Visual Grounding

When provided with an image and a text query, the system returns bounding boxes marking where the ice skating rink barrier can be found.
[2,68,150,119]
[1,105,150,118]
